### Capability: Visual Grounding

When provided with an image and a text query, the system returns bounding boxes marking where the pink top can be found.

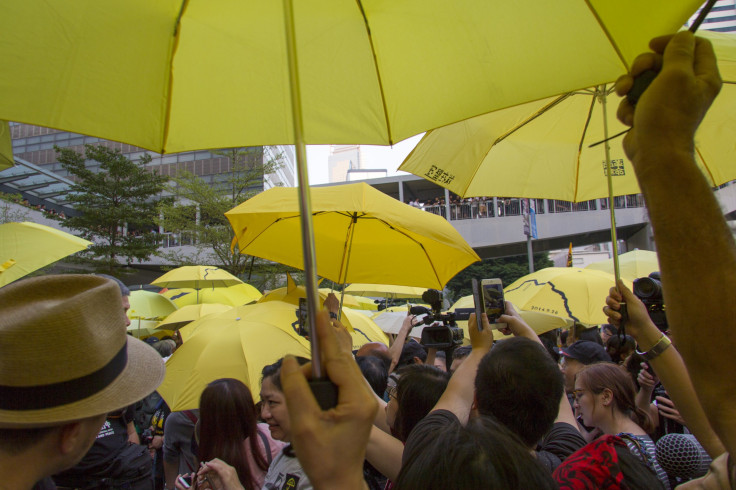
[245,422,287,488]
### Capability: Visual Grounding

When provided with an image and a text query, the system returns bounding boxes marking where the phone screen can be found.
[483,282,505,324]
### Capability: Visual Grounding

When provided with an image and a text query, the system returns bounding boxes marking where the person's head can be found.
[606,334,636,364]
[576,324,604,345]
[600,323,618,345]
[395,416,558,490]
[475,337,564,448]
[356,355,389,397]
[356,341,389,359]
[432,350,447,371]
[397,339,427,368]
[0,275,164,480]
[574,362,654,434]
[553,435,662,490]
[388,365,449,442]
[199,378,266,489]
[559,340,612,393]
[151,338,177,357]
[94,273,131,326]
[450,345,472,373]
[260,356,310,442]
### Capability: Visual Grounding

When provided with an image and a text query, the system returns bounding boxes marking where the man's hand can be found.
[656,396,687,426]
[280,311,377,489]
[468,313,494,352]
[497,302,538,342]
[324,292,340,315]
[604,280,661,350]
[614,31,722,163]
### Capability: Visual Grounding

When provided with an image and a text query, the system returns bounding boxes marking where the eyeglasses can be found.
[572,389,587,401]
[386,385,397,400]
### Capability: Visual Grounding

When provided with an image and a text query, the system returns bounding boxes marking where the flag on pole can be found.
[566,243,573,267]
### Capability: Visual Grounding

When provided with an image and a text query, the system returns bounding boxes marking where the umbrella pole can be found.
[284,0,326,383]
[599,86,622,284]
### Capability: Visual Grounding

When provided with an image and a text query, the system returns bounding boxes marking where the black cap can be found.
[560,340,611,365]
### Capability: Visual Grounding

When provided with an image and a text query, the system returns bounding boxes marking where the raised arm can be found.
[615,31,736,454]
[605,281,726,458]
[431,313,494,425]
[387,314,415,374]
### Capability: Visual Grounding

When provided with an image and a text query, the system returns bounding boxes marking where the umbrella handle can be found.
[309,378,339,410]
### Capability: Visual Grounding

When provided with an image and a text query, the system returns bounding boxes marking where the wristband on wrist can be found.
[635,334,672,361]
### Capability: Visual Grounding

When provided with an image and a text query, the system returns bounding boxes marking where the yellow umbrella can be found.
[0,222,91,287]
[504,267,632,326]
[258,275,362,310]
[0,120,13,170]
[345,283,427,300]
[158,313,312,411]
[161,282,262,307]
[226,183,480,289]
[449,294,573,340]
[127,321,174,340]
[0,2,701,153]
[128,290,178,321]
[400,31,736,200]
[585,250,660,282]
[152,266,243,289]
[156,303,234,331]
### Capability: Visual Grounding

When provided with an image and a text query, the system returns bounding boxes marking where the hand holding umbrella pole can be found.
[284,0,337,409]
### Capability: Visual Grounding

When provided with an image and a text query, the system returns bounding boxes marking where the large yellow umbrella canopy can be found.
[505,267,631,326]
[399,30,736,201]
[0,120,13,171]
[0,1,700,153]
[152,266,243,289]
[161,283,262,307]
[226,183,480,289]
[0,222,91,287]
[158,313,312,411]
[345,283,427,300]
[585,250,660,282]
[156,303,234,331]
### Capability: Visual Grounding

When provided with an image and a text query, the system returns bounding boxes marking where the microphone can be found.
[655,433,711,481]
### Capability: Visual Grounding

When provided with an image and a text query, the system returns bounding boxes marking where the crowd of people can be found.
[1,32,734,490]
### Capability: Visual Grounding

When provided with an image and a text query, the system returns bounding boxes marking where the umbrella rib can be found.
[573,88,599,201]
[234,212,332,251]
[582,0,631,72]
[354,0,395,144]
[695,145,717,185]
[493,93,573,146]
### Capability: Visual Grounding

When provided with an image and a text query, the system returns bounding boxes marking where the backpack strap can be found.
[257,428,273,465]
[182,410,198,424]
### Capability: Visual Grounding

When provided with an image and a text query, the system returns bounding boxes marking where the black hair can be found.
[601,323,618,336]
[94,273,130,296]
[537,329,560,363]
[615,444,665,490]
[577,325,604,345]
[393,365,449,442]
[397,340,427,368]
[0,426,57,454]
[395,416,558,490]
[356,355,389,397]
[452,345,472,360]
[475,337,563,448]
[260,356,310,391]
[606,334,636,364]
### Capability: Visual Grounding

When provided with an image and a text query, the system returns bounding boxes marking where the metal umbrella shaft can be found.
[597,86,622,284]
[284,0,324,380]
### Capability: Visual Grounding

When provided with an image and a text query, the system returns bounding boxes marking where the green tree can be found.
[0,192,30,224]
[53,144,171,269]
[445,253,553,301]
[157,146,287,285]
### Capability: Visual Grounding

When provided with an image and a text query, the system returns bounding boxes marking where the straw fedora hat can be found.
[0,274,165,428]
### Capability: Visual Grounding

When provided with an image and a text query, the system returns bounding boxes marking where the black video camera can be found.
[412,289,464,349]
[633,271,667,331]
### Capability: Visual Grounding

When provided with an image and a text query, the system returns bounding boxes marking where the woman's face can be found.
[573,380,603,430]
[260,376,290,442]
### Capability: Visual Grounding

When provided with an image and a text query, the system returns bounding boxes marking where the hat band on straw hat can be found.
[0,344,127,411]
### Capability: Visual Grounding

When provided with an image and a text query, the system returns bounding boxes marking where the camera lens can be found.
[633,277,662,299]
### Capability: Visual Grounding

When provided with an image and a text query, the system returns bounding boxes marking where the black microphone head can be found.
[655,433,711,481]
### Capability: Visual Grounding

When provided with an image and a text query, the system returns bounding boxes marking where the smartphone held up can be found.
[472,278,506,330]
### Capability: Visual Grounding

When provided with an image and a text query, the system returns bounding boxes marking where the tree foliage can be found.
[53,144,171,269]
[0,192,30,224]
[445,253,554,301]
[157,146,287,285]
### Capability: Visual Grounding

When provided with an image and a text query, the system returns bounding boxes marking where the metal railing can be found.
[413,194,645,222]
